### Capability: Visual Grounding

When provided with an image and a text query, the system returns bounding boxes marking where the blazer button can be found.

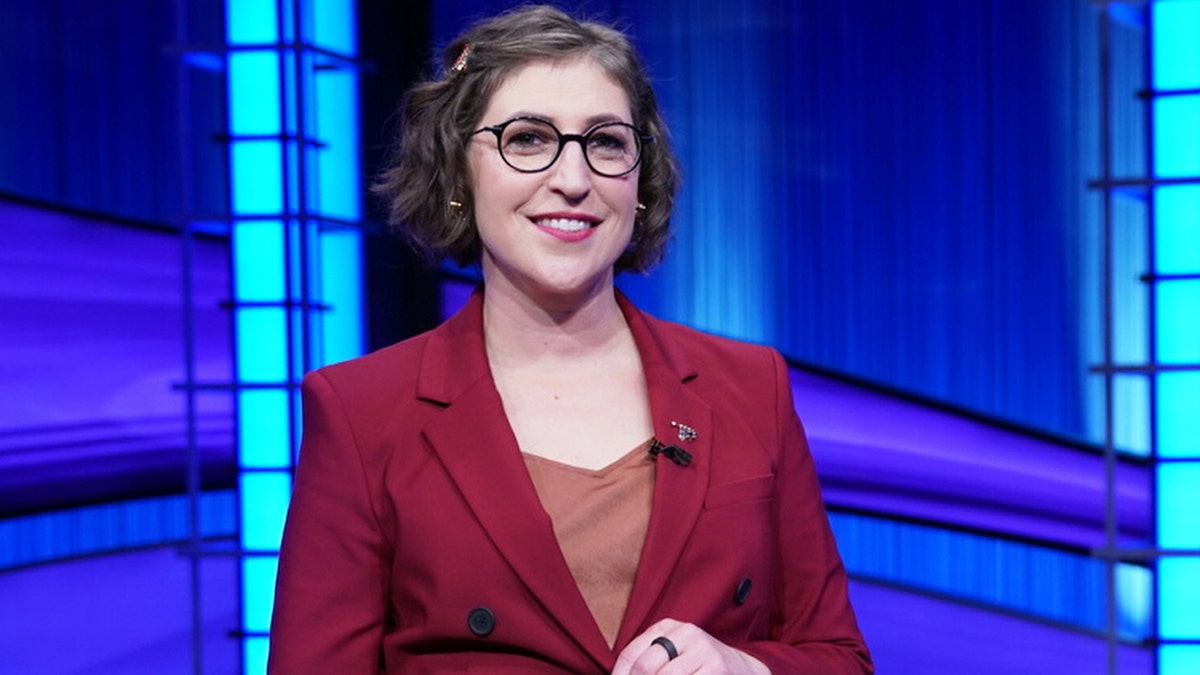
[733,577,752,606]
[467,606,495,637]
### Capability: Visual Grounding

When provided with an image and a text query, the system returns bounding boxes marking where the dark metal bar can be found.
[167,211,374,232]
[173,0,205,670]
[211,131,328,148]
[1087,175,1200,189]
[1153,456,1200,464]
[165,39,369,66]
[1142,3,1163,672]
[1097,5,1119,673]
[1087,362,1200,374]
[1137,85,1200,99]
[219,299,332,311]
[1139,272,1200,282]
[238,466,297,474]
[1091,547,1200,561]
[172,381,302,392]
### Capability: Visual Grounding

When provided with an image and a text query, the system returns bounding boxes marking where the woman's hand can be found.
[612,618,771,674]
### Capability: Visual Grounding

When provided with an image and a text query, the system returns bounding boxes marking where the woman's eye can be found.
[504,127,554,152]
[589,132,628,154]
[510,132,542,146]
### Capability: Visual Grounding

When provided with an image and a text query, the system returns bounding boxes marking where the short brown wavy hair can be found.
[372,5,680,273]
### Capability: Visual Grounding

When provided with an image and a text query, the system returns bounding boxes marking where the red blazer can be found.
[269,290,871,674]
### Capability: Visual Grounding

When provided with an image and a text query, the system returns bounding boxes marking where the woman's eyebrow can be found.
[497,111,631,128]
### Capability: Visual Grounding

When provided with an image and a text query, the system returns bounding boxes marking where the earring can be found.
[627,207,645,253]
[448,199,469,229]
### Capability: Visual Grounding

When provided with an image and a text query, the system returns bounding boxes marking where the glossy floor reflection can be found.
[0,546,238,675]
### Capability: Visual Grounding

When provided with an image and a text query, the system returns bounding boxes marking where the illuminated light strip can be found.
[226,0,361,672]
[1150,2,1200,673]
[0,492,237,571]
[825,511,1151,636]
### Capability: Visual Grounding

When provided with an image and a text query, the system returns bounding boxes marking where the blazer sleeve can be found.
[268,370,390,674]
[739,349,873,673]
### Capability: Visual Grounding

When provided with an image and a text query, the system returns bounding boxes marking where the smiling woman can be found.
[373,5,678,275]
[467,57,641,312]
[268,6,872,674]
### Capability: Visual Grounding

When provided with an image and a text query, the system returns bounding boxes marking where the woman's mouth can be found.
[534,217,594,232]
[531,215,600,242]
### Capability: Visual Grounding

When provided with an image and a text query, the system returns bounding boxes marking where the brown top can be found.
[523,440,656,647]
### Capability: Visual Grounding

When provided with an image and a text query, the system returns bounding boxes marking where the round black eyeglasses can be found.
[471,116,652,178]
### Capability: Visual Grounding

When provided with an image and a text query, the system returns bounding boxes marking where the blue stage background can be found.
[0,1,1164,673]
[0,0,1109,440]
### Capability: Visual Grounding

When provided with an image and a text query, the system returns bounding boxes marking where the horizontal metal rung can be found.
[212,131,327,148]
[1087,363,1200,374]
[171,381,301,392]
[1139,272,1200,283]
[1137,86,1200,100]
[1088,175,1200,189]
[219,299,332,311]
[1089,547,1200,561]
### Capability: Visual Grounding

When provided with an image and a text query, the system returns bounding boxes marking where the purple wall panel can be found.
[0,197,234,514]
[795,368,1150,548]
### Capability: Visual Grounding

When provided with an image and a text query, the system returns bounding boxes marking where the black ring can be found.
[651,636,679,660]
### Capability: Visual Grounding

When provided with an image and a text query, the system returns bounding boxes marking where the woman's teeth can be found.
[538,218,591,232]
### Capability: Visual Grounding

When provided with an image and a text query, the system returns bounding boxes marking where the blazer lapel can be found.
[614,294,714,647]
[415,289,613,667]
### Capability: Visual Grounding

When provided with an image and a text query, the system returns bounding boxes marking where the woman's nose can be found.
[545,140,593,198]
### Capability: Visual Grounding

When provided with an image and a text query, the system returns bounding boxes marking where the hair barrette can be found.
[451,42,473,74]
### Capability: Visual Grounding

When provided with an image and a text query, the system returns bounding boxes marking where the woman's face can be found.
[467,57,640,308]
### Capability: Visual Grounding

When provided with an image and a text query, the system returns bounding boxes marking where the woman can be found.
[269,5,871,673]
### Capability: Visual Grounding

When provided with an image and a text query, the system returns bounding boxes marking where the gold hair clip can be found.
[451,42,473,73]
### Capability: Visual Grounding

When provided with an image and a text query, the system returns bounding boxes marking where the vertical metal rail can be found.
[1092,3,1200,673]
[1096,4,1119,671]
[172,0,204,671]
[181,225,204,675]
[1142,7,1160,673]
[290,0,316,383]
[182,201,205,675]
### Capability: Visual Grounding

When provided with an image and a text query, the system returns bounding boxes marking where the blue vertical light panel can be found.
[1150,2,1200,673]
[226,0,362,672]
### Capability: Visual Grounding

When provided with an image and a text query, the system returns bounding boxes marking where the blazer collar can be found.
[414,288,699,403]
[416,287,713,663]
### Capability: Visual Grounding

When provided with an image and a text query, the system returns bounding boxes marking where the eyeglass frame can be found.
[470,116,654,178]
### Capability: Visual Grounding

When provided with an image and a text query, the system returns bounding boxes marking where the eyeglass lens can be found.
[496,118,640,176]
